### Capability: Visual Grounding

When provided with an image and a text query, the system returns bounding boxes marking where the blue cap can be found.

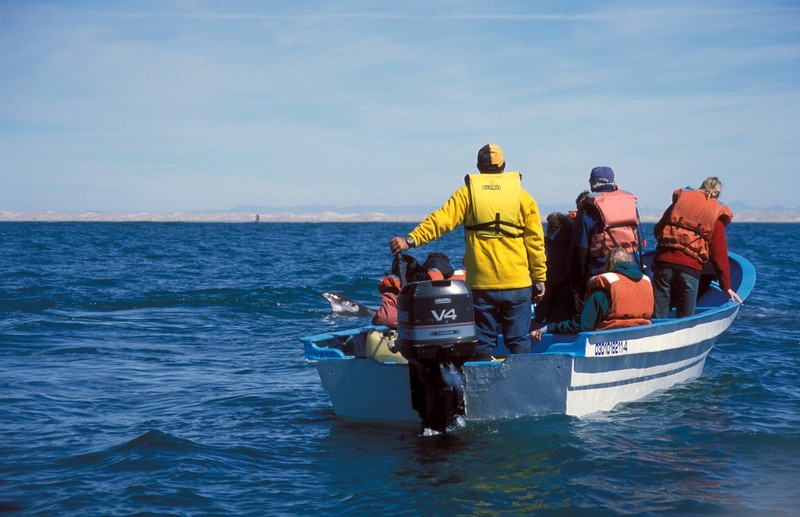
[589,166,615,184]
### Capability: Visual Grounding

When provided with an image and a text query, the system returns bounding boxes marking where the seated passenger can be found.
[392,251,465,283]
[421,252,457,280]
[372,275,401,328]
[530,247,653,340]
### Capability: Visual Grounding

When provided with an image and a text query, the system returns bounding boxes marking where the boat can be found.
[300,251,755,431]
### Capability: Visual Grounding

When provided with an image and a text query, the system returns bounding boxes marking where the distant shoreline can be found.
[1,210,799,223]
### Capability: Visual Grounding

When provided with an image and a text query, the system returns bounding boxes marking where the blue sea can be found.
[1,221,798,516]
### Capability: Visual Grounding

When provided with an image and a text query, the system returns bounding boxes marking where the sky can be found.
[1,0,799,214]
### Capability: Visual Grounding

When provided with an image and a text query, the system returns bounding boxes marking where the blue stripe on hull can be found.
[573,337,716,374]
[569,354,707,392]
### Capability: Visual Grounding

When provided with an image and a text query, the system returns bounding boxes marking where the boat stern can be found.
[462,354,573,420]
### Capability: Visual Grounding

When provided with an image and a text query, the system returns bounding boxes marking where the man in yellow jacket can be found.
[389,144,547,359]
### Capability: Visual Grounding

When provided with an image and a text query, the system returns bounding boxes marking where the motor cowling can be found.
[396,279,478,432]
[397,279,477,361]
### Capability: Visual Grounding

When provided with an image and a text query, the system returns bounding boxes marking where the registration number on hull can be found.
[588,340,629,357]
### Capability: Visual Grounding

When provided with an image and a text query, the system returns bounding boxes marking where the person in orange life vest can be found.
[534,212,575,324]
[530,247,653,340]
[652,177,742,318]
[389,144,547,359]
[372,275,401,328]
[569,167,643,307]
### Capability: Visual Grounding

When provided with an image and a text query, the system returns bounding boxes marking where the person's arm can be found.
[522,192,547,285]
[708,220,730,290]
[389,186,468,255]
[635,207,645,269]
[371,291,398,328]
[653,203,674,246]
[540,290,609,336]
[389,236,412,255]
[708,219,742,304]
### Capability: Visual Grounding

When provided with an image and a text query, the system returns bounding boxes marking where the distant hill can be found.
[224,204,439,215]
[2,200,799,223]
[219,202,800,224]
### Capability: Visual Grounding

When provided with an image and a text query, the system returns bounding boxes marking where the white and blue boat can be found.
[301,252,755,430]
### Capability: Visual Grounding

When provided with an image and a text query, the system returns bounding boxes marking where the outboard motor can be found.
[397,279,478,432]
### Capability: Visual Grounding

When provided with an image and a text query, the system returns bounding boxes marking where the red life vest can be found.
[586,271,653,330]
[657,189,733,263]
[581,190,640,258]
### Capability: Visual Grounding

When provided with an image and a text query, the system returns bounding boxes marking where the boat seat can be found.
[364,330,407,364]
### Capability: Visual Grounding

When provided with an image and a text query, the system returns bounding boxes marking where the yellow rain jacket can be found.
[408,172,546,290]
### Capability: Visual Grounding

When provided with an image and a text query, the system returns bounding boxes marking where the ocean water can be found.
[1,221,798,516]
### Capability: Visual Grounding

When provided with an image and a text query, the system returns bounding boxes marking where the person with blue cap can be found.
[568,166,644,306]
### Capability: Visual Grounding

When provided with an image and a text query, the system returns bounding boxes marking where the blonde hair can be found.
[604,246,633,272]
[698,176,722,199]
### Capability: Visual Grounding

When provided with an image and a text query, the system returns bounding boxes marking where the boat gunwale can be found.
[302,251,755,363]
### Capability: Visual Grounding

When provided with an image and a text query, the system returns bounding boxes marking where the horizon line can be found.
[1,209,799,224]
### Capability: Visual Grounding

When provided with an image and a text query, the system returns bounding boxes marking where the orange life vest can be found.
[657,189,733,263]
[581,190,640,258]
[586,271,653,330]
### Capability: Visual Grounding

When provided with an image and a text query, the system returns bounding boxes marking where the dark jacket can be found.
[535,222,574,323]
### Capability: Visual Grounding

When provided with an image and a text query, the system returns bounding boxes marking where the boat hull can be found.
[303,252,754,424]
[315,358,418,423]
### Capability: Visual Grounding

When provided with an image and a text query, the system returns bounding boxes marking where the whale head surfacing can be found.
[322,292,374,317]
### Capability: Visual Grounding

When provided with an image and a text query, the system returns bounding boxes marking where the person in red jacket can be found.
[652,177,742,318]
[372,275,401,328]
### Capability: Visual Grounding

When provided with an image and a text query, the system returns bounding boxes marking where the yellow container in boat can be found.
[365,330,407,364]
